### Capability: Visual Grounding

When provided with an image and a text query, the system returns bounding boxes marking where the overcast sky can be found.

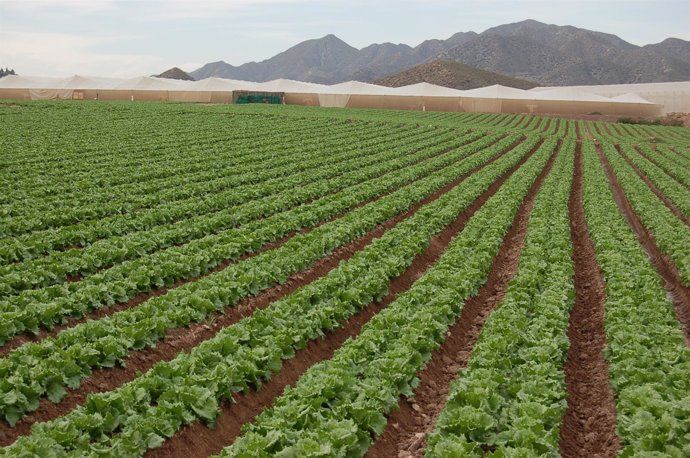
[1,0,688,77]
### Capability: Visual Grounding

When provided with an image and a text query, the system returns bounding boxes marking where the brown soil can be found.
[0,137,485,358]
[595,143,690,346]
[366,140,557,458]
[147,138,542,458]
[559,143,620,457]
[660,112,690,128]
[619,145,690,227]
[0,136,525,446]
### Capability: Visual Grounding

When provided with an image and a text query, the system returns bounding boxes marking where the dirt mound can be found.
[156,67,195,81]
[374,60,538,90]
[661,112,690,127]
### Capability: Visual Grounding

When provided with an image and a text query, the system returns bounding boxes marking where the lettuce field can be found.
[0,101,689,457]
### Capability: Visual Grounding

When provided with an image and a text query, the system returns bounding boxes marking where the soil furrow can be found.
[596,142,690,345]
[0,137,491,357]
[559,142,620,457]
[366,141,559,458]
[0,137,526,445]
[145,137,542,458]
[620,145,690,226]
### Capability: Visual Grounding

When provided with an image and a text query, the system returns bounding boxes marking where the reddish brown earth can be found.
[0,136,487,358]
[660,112,690,128]
[0,136,524,446]
[559,143,620,457]
[147,138,543,458]
[596,143,690,345]
[618,145,690,227]
[366,141,558,458]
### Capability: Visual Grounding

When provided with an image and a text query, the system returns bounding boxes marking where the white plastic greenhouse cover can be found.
[58,75,122,89]
[254,79,328,93]
[326,81,396,95]
[529,87,613,102]
[461,84,533,99]
[391,82,465,97]
[0,74,667,115]
[0,75,66,88]
[609,93,656,104]
[188,77,257,91]
[114,76,190,90]
[530,81,690,113]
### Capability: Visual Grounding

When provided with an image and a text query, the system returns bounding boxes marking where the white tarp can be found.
[609,92,657,104]
[187,77,257,92]
[114,76,190,90]
[0,73,666,115]
[0,75,65,88]
[391,82,465,97]
[254,78,327,93]
[325,80,396,95]
[461,84,532,99]
[530,81,690,113]
[529,87,613,102]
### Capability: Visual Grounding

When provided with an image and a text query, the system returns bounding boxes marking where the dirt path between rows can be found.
[148,139,545,458]
[366,141,558,458]
[0,137,524,446]
[559,143,620,457]
[596,143,690,346]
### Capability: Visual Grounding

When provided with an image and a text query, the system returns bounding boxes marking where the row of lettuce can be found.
[222,138,690,457]
[1,114,358,213]
[231,103,690,147]
[427,138,575,455]
[0,133,547,454]
[0,118,413,237]
[0,122,423,262]
[0,133,534,426]
[427,139,690,456]
[0,129,497,345]
[221,136,559,457]
[600,141,690,285]
[0,126,461,285]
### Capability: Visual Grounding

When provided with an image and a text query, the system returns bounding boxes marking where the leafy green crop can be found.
[427,138,575,456]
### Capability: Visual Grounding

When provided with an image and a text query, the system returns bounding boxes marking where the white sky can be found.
[1,0,688,77]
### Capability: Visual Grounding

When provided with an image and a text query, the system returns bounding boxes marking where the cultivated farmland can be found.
[0,101,689,457]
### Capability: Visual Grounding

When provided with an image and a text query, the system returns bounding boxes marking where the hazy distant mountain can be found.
[156,67,195,81]
[188,20,690,86]
[190,33,477,83]
[0,68,16,78]
[440,19,690,85]
[375,60,537,90]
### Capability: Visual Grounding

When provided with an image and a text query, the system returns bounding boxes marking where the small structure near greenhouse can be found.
[232,91,284,104]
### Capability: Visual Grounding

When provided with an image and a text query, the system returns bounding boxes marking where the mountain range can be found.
[189,19,690,86]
